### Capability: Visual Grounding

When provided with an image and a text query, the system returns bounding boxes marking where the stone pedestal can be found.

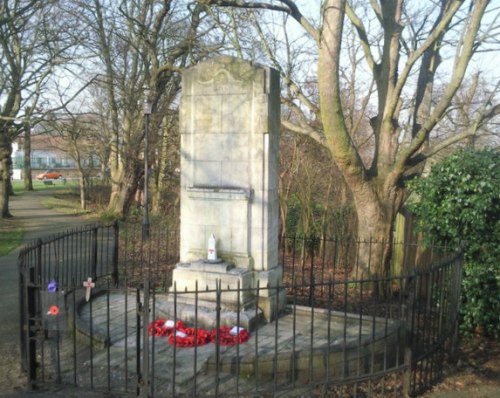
[171,260,254,310]
[168,56,284,324]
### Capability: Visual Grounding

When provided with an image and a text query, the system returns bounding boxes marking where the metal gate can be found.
[17,222,143,393]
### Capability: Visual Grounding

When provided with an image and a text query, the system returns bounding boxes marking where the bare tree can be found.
[151,110,180,216]
[0,0,83,217]
[43,112,102,210]
[197,0,499,282]
[74,0,210,218]
[428,73,500,153]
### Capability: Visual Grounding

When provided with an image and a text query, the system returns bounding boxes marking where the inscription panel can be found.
[190,93,252,188]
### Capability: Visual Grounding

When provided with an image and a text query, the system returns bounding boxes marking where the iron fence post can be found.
[136,288,142,396]
[112,221,119,286]
[141,280,151,398]
[91,226,98,279]
[26,262,39,389]
[18,251,27,374]
[448,252,464,360]
[215,279,222,397]
[403,271,417,397]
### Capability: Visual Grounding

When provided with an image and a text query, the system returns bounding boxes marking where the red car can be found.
[36,170,64,180]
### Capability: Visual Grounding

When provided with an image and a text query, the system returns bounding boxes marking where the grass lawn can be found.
[0,180,84,256]
[41,194,93,216]
[0,220,22,256]
[11,179,77,193]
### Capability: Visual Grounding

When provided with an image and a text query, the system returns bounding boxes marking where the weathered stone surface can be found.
[179,56,280,270]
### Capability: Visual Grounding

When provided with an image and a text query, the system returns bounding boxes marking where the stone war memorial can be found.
[17,48,464,398]
[164,56,285,328]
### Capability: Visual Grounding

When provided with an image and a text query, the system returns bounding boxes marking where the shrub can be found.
[408,149,500,339]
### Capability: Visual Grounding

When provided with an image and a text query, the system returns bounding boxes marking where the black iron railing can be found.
[18,223,463,397]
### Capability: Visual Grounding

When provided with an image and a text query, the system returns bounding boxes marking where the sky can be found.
[32,1,500,124]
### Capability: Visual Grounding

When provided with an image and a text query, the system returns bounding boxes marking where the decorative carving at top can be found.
[196,67,255,85]
[186,56,263,95]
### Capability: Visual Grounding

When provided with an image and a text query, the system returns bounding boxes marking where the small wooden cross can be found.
[83,277,95,302]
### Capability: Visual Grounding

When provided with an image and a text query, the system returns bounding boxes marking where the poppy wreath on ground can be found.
[168,327,211,347]
[210,326,250,346]
[148,319,186,337]
[149,319,250,347]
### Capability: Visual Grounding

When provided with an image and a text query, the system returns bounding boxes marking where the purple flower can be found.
[48,280,57,293]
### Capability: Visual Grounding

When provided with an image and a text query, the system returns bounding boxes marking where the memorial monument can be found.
[168,56,284,325]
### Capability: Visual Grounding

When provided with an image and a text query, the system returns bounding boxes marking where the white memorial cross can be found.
[83,277,95,302]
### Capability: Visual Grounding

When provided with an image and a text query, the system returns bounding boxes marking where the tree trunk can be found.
[108,159,142,218]
[152,115,169,213]
[79,174,87,210]
[23,121,33,191]
[318,0,405,286]
[349,179,404,297]
[0,132,13,218]
[278,175,291,245]
[76,162,88,211]
[319,176,332,241]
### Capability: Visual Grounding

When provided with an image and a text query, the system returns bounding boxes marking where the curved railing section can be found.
[19,223,462,397]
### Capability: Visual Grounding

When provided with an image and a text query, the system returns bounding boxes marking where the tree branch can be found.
[251,14,319,116]
[389,0,462,120]
[395,0,490,172]
[319,0,366,178]
[282,119,326,147]
[369,0,382,23]
[345,3,376,74]
[197,0,319,42]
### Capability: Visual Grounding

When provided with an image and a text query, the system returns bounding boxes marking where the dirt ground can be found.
[421,336,500,398]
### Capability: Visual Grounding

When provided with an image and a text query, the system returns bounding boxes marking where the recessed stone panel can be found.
[221,161,248,188]
[222,94,252,133]
[192,96,222,134]
[193,160,221,187]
